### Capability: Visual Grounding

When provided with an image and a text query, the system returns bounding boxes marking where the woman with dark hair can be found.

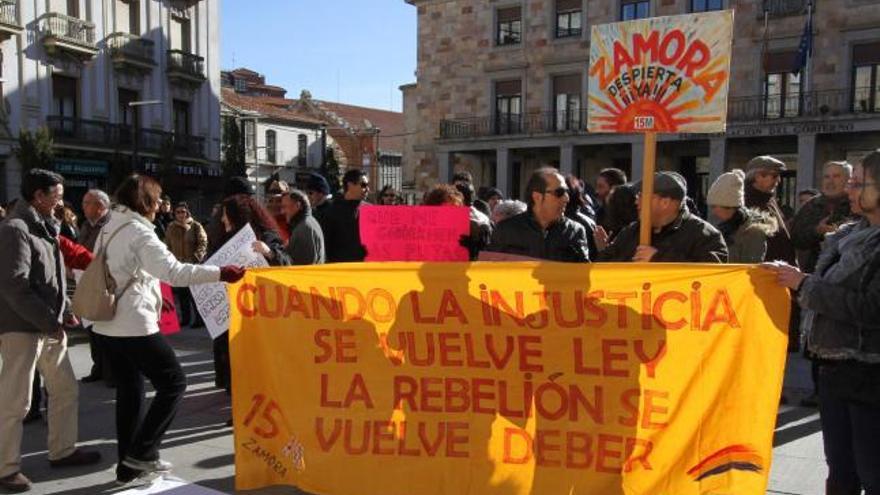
[91,174,244,485]
[214,194,287,402]
[594,183,639,252]
[765,150,880,494]
[595,167,628,228]
[378,185,400,206]
[423,184,464,206]
[564,175,598,256]
[220,194,288,266]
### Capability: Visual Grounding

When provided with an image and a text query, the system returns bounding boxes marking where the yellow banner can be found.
[229,263,789,495]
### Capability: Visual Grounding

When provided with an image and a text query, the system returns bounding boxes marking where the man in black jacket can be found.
[319,169,369,262]
[487,167,590,262]
[599,171,728,263]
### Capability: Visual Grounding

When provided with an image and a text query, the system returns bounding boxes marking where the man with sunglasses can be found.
[319,168,369,262]
[598,171,727,263]
[486,167,590,262]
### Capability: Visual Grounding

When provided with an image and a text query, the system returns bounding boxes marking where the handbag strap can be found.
[99,221,138,297]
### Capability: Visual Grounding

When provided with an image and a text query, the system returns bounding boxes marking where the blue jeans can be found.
[819,361,880,495]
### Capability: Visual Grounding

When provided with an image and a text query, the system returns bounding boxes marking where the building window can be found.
[298,134,307,167]
[495,80,522,134]
[621,0,649,20]
[553,74,581,131]
[173,99,190,135]
[244,120,255,154]
[266,130,276,164]
[556,0,582,39]
[763,51,801,118]
[67,0,79,17]
[496,7,522,46]
[690,0,723,12]
[170,15,191,52]
[128,0,140,34]
[118,88,138,130]
[852,41,880,113]
[234,77,247,93]
[52,75,78,138]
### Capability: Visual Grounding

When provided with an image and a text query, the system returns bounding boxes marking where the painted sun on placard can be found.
[588,10,734,134]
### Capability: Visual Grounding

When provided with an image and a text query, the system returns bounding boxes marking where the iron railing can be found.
[760,0,810,17]
[439,89,878,139]
[48,116,206,159]
[0,0,20,27]
[167,49,205,79]
[440,109,587,139]
[727,88,879,122]
[40,12,96,48]
[107,32,155,63]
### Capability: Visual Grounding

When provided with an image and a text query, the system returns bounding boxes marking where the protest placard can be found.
[588,10,734,134]
[192,224,268,339]
[229,263,789,495]
[359,205,470,262]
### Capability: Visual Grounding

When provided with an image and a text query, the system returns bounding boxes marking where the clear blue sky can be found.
[221,0,417,112]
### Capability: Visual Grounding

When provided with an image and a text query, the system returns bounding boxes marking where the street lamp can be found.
[128,100,163,173]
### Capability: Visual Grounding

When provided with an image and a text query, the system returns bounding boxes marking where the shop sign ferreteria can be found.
[677,121,857,140]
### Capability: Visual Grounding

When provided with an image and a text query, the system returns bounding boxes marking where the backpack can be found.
[71,222,136,321]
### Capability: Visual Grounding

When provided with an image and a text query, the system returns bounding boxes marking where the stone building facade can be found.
[0,0,221,214]
[403,0,880,209]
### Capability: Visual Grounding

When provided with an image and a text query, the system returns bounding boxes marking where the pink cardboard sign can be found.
[159,282,181,335]
[359,205,470,262]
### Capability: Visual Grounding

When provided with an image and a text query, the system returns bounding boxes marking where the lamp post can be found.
[128,100,163,174]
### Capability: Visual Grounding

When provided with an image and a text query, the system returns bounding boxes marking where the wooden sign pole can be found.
[638,131,658,247]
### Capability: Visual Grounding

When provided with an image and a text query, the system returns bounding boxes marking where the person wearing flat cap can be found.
[598,171,728,262]
[744,155,797,266]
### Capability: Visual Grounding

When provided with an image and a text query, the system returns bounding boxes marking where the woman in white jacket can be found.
[92,174,244,485]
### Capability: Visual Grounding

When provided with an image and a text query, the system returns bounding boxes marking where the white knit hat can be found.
[707,169,745,208]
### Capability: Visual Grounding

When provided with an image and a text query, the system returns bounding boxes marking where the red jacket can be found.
[58,236,93,270]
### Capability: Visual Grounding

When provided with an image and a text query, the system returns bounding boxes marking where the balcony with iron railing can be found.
[440,109,588,140]
[167,49,205,86]
[39,12,97,59]
[107,32,155,72]
[0,0,22,41]
[760,0,811,18]
[438,88,878,140]
[48,116,206,159]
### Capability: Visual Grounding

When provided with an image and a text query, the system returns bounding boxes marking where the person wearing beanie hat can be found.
[305,173,333,222]
[708,169,779,263]
[598,172,727,263]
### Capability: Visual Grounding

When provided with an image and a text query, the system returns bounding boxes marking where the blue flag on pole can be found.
[792,6,813,75]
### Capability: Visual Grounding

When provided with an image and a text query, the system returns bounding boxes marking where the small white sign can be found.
[192,224,268,339]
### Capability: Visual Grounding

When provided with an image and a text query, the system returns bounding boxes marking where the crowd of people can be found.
[0,148,878,493]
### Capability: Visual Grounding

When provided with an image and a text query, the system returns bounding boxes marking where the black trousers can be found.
[819,361,880,495]
[103,333,187,465]
[87,327,114,382]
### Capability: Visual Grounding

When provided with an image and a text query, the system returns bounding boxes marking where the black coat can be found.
[487,211,590,262]
[318,198,367,263]
[598,208,728,263]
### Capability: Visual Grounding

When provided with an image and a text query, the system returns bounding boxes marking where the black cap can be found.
[634,171,687,201]
[224,176,253,197]
[306,173,330,195]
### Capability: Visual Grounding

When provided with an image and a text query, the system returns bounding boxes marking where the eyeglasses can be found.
[544,187,570,198]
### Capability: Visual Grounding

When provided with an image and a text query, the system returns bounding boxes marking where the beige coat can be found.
[164,217,208,263]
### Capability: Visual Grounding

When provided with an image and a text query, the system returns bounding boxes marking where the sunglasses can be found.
[544,187,570,198]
